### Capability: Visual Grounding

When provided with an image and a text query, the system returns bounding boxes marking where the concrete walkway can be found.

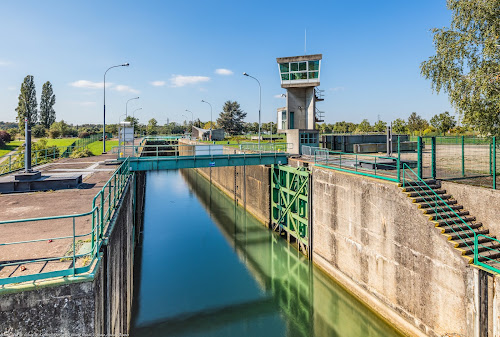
[0,153,120,281]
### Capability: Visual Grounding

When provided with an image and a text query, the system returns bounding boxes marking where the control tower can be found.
[276,54,323,154]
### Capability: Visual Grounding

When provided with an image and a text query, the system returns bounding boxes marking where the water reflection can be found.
[130,169,402,337]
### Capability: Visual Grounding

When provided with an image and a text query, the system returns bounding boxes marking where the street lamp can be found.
[103,62,129,154]
[243,72,261,148]
[185,109,194,129]
[126,96,139,118]
[201,100,213,140]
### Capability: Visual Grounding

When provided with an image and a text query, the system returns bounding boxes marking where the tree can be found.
[373,120,387,132]
[392,118,408,134]
[407,112,428,135]
[203,121,216,130]
[420,0,500,137]
[356,119,372,133]
[15,75,38,130]
[32,125,47,138]
[124,116,139,130]
[430,111,457,134]
[333,121,348,133]
[216,101,247,135]
[147,118,158,135]
[39,81,56,128]
[50,120,69,137]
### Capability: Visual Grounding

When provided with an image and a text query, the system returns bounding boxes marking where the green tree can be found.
[124,116,139,130]
[216,101,247,135]
[147,118,158,135]
[420,0,500,137]
[203,121,216,130]
[32,125,47,138]
[373,120,387,132]
[333,121,348,133]
[39,81,56,128]
[15,75,38,130]
[50,120,69,137]
[407,112,428,135]
[430,111,457,135]
[356,119,372,133]
[392,118,408,134]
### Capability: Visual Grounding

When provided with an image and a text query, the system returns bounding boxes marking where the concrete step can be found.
[478,251,500,263]
[424,204,463,214]
[413,194,452,203]
[401,179,439,187]
[449,229,489,241]
[463,241,500,256]
[429,210,470,220]
[407,189,446,198]
[419,199,458,208]
[402,184,441,192]
[436,216,476,227]
[441,222,483,233]
[455,235,495,248]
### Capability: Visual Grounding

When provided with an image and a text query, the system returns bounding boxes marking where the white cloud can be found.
[170,75,210,87]
[215,68,233,75]
[79,101,96,106]
[0,59,11,66]
[274,94,286,98]
[113,85,140,94]
[70,80,111,89]
[7,86,16,91]
[329,86,345,92]
[151,80,166,87]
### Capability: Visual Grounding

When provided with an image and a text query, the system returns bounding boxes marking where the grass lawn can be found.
[0,141,24,157]
[87,140,119,155]
[43,138,77,147]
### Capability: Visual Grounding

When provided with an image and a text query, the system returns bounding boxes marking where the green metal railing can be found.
[0,134,107,176]
[474,234,500,274]
[402,164,477,256]
[0,157,131,286]
[305,146,402,183]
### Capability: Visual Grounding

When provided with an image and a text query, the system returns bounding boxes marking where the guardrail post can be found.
[417,136,423,179]
[100,191,104,235]
[461,135,465,177]
[72,217,76,276]
[474,233,478,264]
[494,136,497,190]
[431,137,436,180]
[397,136,401,182]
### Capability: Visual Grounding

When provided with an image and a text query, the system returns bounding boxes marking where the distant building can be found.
[192,126,225,141]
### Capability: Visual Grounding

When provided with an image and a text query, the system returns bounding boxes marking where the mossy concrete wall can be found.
[0,172,146,336]
[311,166,483,337]
[195,165,271,226]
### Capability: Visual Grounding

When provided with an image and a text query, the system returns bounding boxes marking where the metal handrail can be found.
[402,163,477,252]
[0,157,131,286]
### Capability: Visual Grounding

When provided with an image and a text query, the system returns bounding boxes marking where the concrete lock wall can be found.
[311,166,484,337]
[195,165,271,226]
[0,172,145,336]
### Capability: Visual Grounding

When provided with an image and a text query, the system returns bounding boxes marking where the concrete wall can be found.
[311,166,481,337]
[441,181,500,236]
[0,172,146,336]
[195,165,271,226]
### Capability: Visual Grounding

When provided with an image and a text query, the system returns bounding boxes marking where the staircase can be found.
[400,171,500,267]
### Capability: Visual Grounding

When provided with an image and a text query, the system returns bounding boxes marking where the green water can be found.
[130,169,403,337]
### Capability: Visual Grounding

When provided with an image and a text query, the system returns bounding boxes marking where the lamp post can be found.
[103,63,129,154]
[243,72,261,148]
[201,100,213,140]
[185,109,194,129]
[126,96,139,118]
[131,108,142,150]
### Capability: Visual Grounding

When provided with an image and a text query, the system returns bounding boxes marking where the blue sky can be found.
[0,0,455,126]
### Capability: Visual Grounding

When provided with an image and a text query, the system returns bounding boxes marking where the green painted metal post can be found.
[397,137,401,182]
[417,137,422,179]
[72,217,76,276]
[494,136,497,190]
[474,233,478,264]
[431,137,436,180]
[490,142,493,175]
[100,191,104,236]
[461,135,465,177]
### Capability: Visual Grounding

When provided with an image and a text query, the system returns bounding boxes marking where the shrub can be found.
[70,148,93,158]
[0,130,12,143]
[78,131,90,138]
[32,125,47,138]
[49,129,61,139]
[0,138,5,149]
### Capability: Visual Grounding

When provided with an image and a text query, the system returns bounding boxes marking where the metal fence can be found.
[0,158,131,286]
[0,134,105,176]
